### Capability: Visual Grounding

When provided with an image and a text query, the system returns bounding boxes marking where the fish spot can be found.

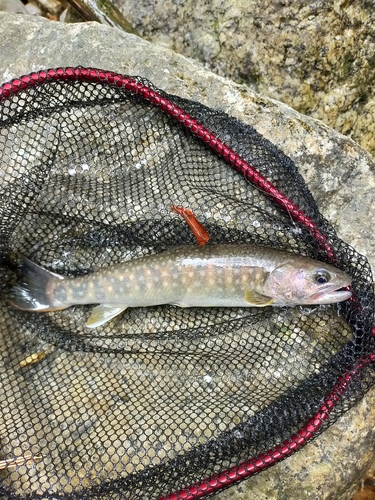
[54,285,67,301]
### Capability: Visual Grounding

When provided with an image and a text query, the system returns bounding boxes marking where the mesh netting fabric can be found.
[0,68,374,500]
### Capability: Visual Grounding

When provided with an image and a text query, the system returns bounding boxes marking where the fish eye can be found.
[313,269,331,284]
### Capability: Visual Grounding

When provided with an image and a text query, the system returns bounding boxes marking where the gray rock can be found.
[0,12,374,500]
[0,0,27,13]
[113,0,375,156]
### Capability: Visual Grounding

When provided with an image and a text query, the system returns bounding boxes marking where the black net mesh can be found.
[0,68,374,500]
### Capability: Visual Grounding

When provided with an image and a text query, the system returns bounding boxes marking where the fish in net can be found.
[0,67,373,499]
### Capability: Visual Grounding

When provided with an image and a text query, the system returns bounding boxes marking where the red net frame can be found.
[0,67,374,499]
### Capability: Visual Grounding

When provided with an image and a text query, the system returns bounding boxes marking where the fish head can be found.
[264,257,352,306]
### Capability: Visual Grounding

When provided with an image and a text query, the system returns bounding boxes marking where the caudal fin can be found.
[8,257,67,312]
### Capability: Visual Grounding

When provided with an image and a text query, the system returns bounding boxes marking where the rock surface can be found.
[0,12,374,500]
[113,0,375,156]
[0,0,27,13]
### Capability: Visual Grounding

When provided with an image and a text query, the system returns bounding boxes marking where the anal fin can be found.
[86,304,128,328]
[244,289,274,306]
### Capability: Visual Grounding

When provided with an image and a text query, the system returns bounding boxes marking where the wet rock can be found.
[112,0,375,156]
[0,12,374,500]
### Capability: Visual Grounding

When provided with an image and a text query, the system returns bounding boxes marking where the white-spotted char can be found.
[8,244,352,328]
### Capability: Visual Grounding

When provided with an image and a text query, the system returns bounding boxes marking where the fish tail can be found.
[8,257,68,312]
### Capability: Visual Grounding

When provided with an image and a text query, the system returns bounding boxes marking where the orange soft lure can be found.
[170,205,210,246]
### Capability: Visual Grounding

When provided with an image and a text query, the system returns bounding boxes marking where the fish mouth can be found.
[309,284,352,305]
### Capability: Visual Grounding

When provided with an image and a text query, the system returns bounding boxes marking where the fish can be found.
[8,244,352,328]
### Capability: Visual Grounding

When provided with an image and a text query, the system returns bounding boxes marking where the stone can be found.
[112,0,375,156]
[0,0,27,13]
[0,12,374,500]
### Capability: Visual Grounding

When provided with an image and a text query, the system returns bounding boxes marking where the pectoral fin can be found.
[86,304,128,328]
[244,289,274,306]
